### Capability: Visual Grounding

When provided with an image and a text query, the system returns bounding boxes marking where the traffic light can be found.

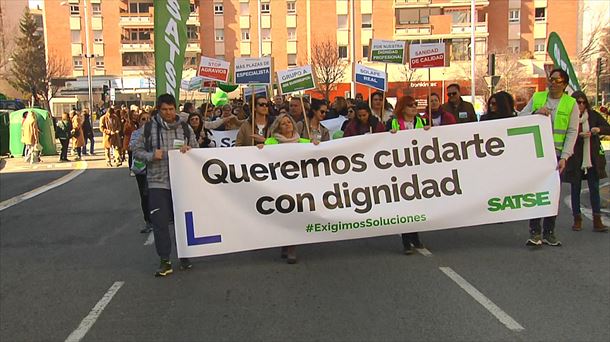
[102,84,109,102]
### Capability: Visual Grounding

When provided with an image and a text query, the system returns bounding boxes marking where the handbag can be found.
[131,158,146,175]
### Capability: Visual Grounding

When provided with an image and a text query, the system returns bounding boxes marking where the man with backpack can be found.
[133,94,199,277]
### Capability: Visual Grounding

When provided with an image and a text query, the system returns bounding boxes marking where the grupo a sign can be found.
[234,57,272,85]
[409,43,447,69]
[369,39,407,64]
[276,65,316,94]
[198,56,231,83]
[169,116,560,258]
[354,64,387,92]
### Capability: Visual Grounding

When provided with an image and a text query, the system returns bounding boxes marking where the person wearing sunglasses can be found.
[481,91,516,121]
[236,96,274,146]
[562,91,609,232]
[297,98,330,142]
[386,96,431,254]
[343,102,386,137]
[426,92,456,126]
[441,83,477,123]
[518,68,580,247]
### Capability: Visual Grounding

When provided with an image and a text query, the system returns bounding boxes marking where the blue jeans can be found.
[83,136,94,154]
[570,167,601,215]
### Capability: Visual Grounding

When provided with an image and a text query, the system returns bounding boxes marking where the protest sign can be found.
[244,85,268,102]
[276,65,316,94]
[547,32,581,91]
[209,129,237,148]
[169,116,559,258]
[354,64,387,91]
[409,43,447,69]
[198,56,231,82]
[234,57,272,85]
[369,39,407,64]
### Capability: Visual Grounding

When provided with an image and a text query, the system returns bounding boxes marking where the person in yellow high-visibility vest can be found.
[518,68,579,247]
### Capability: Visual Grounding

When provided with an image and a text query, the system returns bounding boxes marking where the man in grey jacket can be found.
[133,93,199,277]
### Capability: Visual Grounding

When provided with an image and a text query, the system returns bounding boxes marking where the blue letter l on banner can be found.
[185,211,222,246]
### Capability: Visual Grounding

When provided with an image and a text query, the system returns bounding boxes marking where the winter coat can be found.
[562,109,609,183]
[235,116,273,146]
[123,119,137,151]
[296,120,330,142]
[55,119,72,140]
[82,114,94,139]
[100,113,121,149]
[343,116,385,137]
[71,115,85,148]
[441,99,477,123]
[21,114,39,145]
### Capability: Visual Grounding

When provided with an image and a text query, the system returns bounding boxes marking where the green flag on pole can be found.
[547,32,581,92]
[154,0,190,102]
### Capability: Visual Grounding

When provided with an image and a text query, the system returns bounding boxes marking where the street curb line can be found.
[0,161,87,212]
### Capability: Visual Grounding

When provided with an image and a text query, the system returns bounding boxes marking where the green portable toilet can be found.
[0,110,10,155]
[9,108,57,156]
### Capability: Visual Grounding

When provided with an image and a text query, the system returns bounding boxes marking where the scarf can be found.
[580,111,592,173]
[273,132,300,144]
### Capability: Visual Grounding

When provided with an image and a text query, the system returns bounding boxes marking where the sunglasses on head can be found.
[257,102,269,107]
[447,92,458,97]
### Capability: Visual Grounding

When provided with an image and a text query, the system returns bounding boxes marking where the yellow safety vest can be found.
[531,90,575,153]
[391,116,426,131]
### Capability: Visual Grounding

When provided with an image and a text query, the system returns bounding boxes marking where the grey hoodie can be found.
[133,114,198,189]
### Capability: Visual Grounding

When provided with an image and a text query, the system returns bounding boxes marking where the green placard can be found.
[276,65,316,94]
[369,39,406,64]
[547,32,581,91]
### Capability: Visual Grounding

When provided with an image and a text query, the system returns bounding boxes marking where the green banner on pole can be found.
[547,32,581,92]
[154,0,190,102]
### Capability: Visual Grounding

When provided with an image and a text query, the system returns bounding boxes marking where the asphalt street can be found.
[0,146,608,342]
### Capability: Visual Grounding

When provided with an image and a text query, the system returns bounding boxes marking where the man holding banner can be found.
[519,68,579,247]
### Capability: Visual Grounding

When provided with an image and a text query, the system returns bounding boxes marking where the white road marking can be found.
[144,232,154,245]
[416,248,433,257]
[64,281,124,342]
[0,161,88,212]
[562,181,610,221]
[439,267,525,332]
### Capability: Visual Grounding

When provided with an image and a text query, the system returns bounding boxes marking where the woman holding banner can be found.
[369,91,393,123]
[343,102,385,137]
[259,113,315,264]
[297,98,330,143]
[387,96,431,255]
[236,96,274,147]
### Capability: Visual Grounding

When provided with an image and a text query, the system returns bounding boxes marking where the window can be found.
[362,45,369,60]
[535,7,546,22]
[287,1,296,14]
[508,39,520,53]
[450,38,470,61]
[287,28,296,41]
[397,8,441,25]
[216,55,225,61]
[71,30,81,43]
[129,2,153,14]
[214,3,223,15]
[449,10,470,24]
[240,2,249,15]
[93,31,103,43]
[338,15,348,29]
[261,3,270,14]
[187,26,199,40]
[123,28,152,42]
[338,46,348,59]
[508,9,519,23]
[262,29,271,41]
[215,29,224,42]
[241,29,250,41]
[95,59,104,68]
[288,54,297,66]
[73,57,83,69]
[91,3,101,15]
[190,4,197,13]
[186,55,198,66]
[70,5,79,15]
[534,39,545,52]
[362,14,372,28]
[122,52,152,66]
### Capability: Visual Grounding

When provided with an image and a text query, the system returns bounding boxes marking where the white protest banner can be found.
[169,116,559,258]
[276,65,316,94]
[321,116,347,139]
[234,57,272,85]
[409,42,447,69]
[354,64,387,91]
[208,129,237,148]
[370,39,407,64]
[198,56,231,82]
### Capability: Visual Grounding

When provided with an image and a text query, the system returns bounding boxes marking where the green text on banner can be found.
[153,0,190,100]
[547,32,581,91]
[276,65,316,94]
[169,116,560,258]
[370,39,407,64]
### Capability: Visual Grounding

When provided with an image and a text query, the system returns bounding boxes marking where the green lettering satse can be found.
[487,191,553,211]
[487,197,502,212]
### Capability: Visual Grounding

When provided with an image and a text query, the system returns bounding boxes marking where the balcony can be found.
[394,24,432,38]
[395,0,489,8]
[186,12,199,26]
[186,42,201,52]
[119,14,153,26]
[450,22,488,36]
[71,43,82,56]
[121,40,153,52]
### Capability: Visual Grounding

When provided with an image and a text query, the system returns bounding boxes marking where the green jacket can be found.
[55,120,72,140]
[264,137,311,145]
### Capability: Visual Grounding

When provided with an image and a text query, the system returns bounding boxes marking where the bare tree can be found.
[400,64,421,84]
[493,48,530,97]
[575,13,609,96]
[40,51,70,109]
[310,38,348,101]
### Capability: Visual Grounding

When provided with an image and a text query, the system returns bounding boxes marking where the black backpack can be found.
[143,119,191,152]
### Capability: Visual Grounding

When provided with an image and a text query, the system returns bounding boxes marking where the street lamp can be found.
[82,0,94,118]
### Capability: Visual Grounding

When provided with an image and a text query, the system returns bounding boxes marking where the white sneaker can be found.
[129,171,135,177]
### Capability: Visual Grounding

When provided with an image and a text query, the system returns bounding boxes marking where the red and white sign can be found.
[198,56,230,82]
[409,43,446,69]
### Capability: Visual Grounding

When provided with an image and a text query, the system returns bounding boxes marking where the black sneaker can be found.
[140,222,153,234]
[403,244,414,255]
[154,260,173,277]
[526,233,543,246]
[179,258,193,270]
[543,233,562,246]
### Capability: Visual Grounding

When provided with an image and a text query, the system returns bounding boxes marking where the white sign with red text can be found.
[198,56,231,82]
[409,43,446,69]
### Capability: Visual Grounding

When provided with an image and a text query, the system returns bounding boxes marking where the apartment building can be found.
[40,0,585,104]
[0,0,29,99]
